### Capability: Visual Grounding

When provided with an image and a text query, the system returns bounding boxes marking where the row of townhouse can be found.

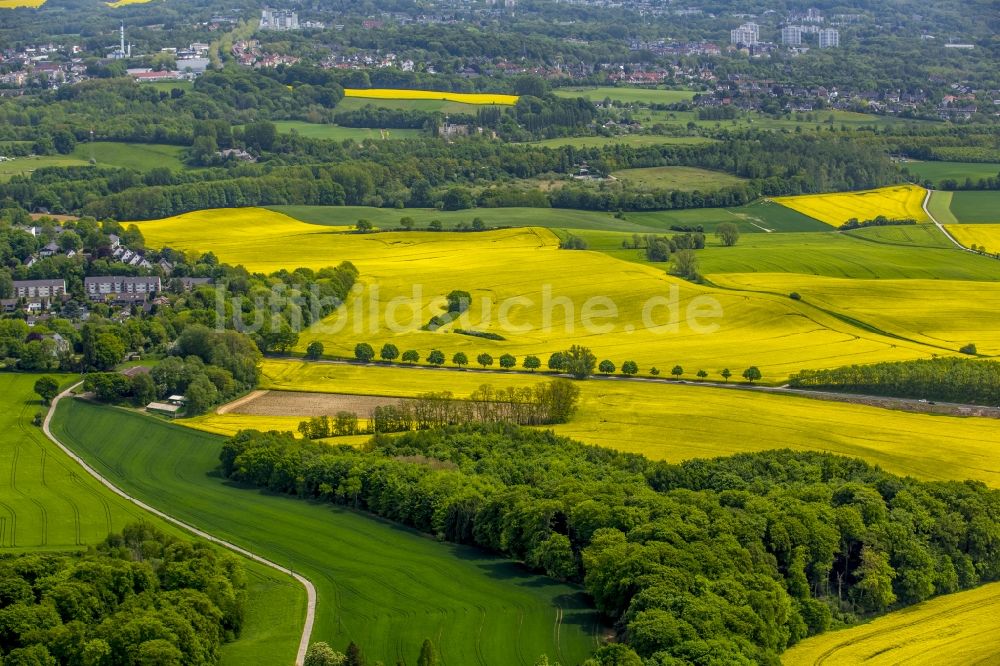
[2,279,68,313]
[4,275,213,313]
[84,276,161,303]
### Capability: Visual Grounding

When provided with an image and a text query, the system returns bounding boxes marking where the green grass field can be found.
[610,166,746,191]
[141,80,194,93]
[271,201,828,234]
[70,141,186,171]
[927,190,960,225]
[632,108,933,133]
[573,226,999,281]
[843,223,955,248]
[901,160,1000,185]
[553,86,697,105]
[947,190,1000,224]
[0,374,304,665]
[0,143,185,181]
[625,200,829,232]
[0,374,141,549]
[334,95,491,115]
[272,121,422,142]
[53,399,601,665]
[0,154,90,182]
[528,135,714,149]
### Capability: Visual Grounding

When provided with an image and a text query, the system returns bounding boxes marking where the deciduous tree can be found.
[34,376,59,404]
[354,343,375,362]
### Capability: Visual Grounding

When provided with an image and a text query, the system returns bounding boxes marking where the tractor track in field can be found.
[809,593,1000,665]
[19,400,85,546]
[13,402,48,546]
[43,384,317,666]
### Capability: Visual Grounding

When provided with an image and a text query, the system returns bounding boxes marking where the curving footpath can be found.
[42,383,316,666]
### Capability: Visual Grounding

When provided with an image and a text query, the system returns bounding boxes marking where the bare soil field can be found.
[228,390,401,418]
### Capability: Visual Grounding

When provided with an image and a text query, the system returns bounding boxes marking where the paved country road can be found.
[42,383,317,666]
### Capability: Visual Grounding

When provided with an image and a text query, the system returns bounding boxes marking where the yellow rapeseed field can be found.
[184,413,307,437]
[773,185,929,227]
[343,88,519,106]
[0,0,45,7]
[781,581,1000,665]
[133,207,352,251]
[134,209,936,380]
[946,223,1000,254]
[711,273,1000,355]
[190,358,1000,488]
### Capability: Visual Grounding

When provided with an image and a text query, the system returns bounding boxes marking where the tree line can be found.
[789,357,999,406]
[343,341,763,384]
[0,522,246,665]
[298,379,580,440]
[219,423,1000,664]
[839,216,918,230]
[0,126,904,219]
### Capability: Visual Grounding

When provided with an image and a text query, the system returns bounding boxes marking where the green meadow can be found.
[71,141,187,171]
[553,86,697,105]
[272,200,828,234]
[528,134,715,149]
[947,190,1000,224]
[0,143,186,181]
[272,120,422,141]
[610,165,747,191]
[334,95,492,115]
[0,374,304,665]
[902,160,1000,185]
[52,398,601,666]
[0,154,90,182]
[571,225,1000,281]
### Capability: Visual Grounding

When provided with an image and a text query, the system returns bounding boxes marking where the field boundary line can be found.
[42,383,316,666]
[922,189,972,252]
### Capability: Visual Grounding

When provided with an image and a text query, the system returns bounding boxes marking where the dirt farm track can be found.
[222,390,401,418]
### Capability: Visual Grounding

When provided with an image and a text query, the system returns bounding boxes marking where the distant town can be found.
[0,5,993,121]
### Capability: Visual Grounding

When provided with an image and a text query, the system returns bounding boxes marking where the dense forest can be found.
[789,358,1000,406]
[0,522,246,664]
[220,424,1000,664]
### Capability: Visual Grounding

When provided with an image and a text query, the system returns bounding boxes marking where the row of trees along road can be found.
[345,342,763,383]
